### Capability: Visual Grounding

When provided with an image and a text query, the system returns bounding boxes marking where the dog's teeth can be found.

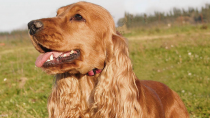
[46,59,50,62]
[64,54,67,57]
[50,54,53,60]
[70,50,74,54]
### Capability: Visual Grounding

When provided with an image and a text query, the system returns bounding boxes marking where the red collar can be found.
[87,68,102,76]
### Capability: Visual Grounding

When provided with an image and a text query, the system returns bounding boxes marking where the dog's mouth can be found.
[35,47,80,68]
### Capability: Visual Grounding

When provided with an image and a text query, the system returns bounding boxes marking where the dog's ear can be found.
[91,33,141,117]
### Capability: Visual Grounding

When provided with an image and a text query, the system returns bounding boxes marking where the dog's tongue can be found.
[35,52,62,67]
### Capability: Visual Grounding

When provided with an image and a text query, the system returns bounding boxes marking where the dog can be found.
[28,1,189,118]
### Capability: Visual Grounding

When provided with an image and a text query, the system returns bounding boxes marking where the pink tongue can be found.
[35,52,62,67]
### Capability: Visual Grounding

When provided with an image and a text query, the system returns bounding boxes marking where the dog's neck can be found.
[48,73,99,117]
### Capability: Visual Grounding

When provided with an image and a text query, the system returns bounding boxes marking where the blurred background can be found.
[0,0,210,117]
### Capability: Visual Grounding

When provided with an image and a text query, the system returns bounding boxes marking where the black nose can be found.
[28,20,43,35]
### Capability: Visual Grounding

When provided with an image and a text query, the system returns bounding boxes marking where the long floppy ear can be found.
[91,33,142,118]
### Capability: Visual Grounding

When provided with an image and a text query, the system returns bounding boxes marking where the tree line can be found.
[118,4,210,28]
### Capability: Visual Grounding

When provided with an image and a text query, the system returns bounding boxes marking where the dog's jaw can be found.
[35,49,80,67]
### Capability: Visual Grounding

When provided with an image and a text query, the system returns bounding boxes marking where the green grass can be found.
[0,25,210,117]
[0,34,52,118]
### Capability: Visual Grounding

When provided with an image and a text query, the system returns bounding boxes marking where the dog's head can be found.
[28,2,116,74]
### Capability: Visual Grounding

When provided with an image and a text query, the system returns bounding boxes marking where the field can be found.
[0,24,210,117]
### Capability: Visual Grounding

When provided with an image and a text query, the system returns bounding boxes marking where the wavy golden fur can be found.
[28,1,189,118]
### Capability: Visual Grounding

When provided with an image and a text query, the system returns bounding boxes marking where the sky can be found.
[0,0,210,32]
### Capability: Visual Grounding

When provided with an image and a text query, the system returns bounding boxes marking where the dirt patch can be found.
[128,34,177,40]
[0,47,34,55]
[128,32,210,41]
[19,77,28,88]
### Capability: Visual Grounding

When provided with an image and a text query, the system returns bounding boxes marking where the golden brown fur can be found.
[28,2,189,118]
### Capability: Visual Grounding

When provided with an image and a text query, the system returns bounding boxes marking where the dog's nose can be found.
[28,20,43,35]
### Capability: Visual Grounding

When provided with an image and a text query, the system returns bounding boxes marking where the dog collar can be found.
[87,68,102,76]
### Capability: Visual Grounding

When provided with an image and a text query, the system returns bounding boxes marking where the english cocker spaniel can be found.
[28,2,189,118]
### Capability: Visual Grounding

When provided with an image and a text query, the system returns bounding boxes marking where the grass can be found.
[0,34,52,117]
[123,24,210,37]
[0,25,210,117]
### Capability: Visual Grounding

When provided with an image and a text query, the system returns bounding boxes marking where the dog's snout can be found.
[28,20,43,35]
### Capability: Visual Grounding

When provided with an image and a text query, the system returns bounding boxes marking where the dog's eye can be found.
[74,14,83,20]
[70,14,85,22]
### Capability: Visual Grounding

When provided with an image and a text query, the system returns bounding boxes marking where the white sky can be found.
[0,0,209,32]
